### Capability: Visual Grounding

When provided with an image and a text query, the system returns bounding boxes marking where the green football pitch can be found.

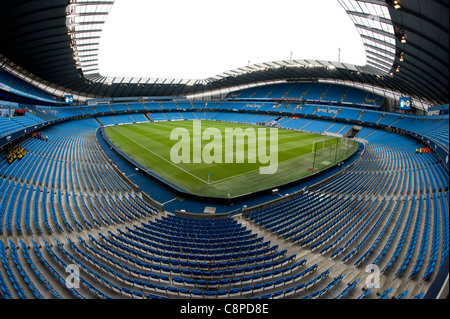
[104,120,357,198]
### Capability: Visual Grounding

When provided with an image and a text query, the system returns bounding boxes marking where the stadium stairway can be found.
[237,216,364,298]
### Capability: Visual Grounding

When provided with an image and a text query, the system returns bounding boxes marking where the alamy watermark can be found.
[65,264,80,289]
[169,120,279,175]
[365,264,380,289]
[366,14,381,23]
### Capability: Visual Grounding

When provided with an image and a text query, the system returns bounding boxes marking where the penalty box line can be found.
[111,128,209,184]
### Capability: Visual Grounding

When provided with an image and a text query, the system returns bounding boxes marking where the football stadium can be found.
[0,0,448,307]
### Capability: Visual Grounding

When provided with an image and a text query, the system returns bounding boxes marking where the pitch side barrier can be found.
[424,255,449,299]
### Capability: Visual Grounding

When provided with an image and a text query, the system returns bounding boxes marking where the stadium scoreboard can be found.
[65,95,74,104]
[399,97,412,110]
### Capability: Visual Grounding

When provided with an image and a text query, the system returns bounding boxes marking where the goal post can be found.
[311,139,327,171]
[312,139,325,153]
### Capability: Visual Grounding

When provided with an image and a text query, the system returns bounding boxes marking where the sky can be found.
[98,0,367,80]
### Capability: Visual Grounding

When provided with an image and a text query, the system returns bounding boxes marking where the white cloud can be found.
[99,0,366,79]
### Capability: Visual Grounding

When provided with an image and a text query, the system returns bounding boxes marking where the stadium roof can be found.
[0,0,448,109]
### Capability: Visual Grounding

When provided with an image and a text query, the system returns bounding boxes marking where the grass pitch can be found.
[104,120,356,198]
